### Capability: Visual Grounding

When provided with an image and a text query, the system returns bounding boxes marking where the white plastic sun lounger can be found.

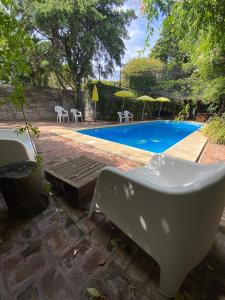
[0,129,36,167]
[89,154,225,297]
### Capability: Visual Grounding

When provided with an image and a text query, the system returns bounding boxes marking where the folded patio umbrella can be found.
[156,97,171,118]
[114,90,135,112]
[136,95,156,120]
[92,85,99,122]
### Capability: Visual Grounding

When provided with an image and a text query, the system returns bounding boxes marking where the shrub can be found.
[203,115,225,144]
[175,103,190,120]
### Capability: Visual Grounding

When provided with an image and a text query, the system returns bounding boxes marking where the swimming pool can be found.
[77,121,202,154]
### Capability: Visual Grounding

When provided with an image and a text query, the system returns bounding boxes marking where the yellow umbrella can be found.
[155,97,170,118]
[136,95,156,120]
[114,90,135,112]
[92,85,99,121]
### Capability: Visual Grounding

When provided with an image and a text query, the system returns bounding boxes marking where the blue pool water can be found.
[77,121,202,153]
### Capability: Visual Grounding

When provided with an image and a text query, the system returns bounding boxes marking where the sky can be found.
[109,0,163,80]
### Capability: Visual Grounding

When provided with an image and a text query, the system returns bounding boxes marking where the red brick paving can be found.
[199,142,225,164]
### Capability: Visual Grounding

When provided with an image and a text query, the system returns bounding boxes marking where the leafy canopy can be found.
[0,0,32,107]
[122,57,163,93]
[144,0,225,106]
[19,0,135,109]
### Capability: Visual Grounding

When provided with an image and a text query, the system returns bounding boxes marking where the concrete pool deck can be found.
[52,121,207,164]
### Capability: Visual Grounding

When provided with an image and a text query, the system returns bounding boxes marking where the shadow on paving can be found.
[0,185,225,300]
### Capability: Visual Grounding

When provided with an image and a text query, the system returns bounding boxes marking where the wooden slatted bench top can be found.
[45,156,105,188]
[45,156,106,207]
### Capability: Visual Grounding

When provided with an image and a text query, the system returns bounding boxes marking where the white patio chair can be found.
[124,110,133,122]
[54,106,69,123]
[71,109,83,122]
[117,112,125,123]
[89,154,225,297]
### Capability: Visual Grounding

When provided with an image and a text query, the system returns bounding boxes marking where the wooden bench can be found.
[45,156,106,208]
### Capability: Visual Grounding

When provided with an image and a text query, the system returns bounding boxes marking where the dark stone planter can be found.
[0,161,48,217]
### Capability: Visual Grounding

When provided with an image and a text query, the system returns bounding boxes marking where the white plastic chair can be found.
[117,112,125,123]
[124,110,133,122]
[89,154,225,297]
[54,106,69,123]
[71,109,83,122]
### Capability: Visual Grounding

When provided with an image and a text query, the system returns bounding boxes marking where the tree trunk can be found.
[76,81,85,120]
[0,161,48,218]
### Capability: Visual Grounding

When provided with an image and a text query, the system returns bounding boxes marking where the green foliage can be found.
[27,41,53,87]
[175,103,190,121]
[122,57,163,93]
[144,0,225,108]
[153,79,193,101]
[191,77,225,105]
[87,80,123,121]
[86,287,105,299]
[15,123,40,138]
[87,80,177,120]
[204,115,225,145]
[109,238,119,248]
[142,0,174,37]
[42,182,51,194]
[16,123,42,166]
[9,80,26,110]
[150,15,187,79]
[0,1,41,166]
[0,0,32,82]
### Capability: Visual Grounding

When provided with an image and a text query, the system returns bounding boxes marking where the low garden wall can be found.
[0,85,91,122]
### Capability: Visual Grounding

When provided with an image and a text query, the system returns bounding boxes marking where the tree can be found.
[19,0,135,113]
[0,0,32,108]
[0,0,40,159]
[122,57,163,93]
[150,15,189,80]
[143,0,225,109]
[25,40,52,87]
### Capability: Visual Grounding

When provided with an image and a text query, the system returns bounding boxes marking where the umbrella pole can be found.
[122,98,124,113]
[159,102,162,118]
[142,102,145,120]
[95,102,96,122]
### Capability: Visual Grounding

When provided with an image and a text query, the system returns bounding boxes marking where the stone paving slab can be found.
[165,128,207,162]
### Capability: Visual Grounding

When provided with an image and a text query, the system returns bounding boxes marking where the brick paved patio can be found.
[0,122,225,300]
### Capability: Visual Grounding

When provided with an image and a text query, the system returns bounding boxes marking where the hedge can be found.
[86,80,180,121]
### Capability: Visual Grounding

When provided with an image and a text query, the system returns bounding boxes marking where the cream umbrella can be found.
[114,90,135,112]
[136,95,156,120]
[156,97,171,118]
